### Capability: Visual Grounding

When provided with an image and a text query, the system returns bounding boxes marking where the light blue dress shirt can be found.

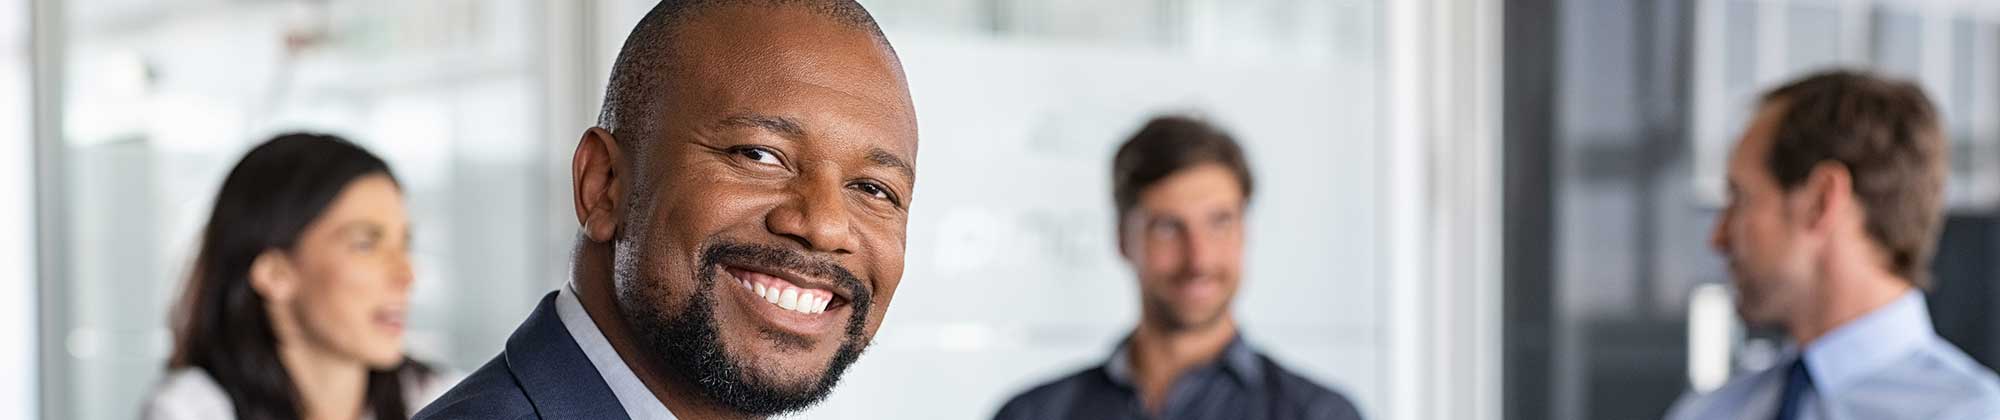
[557,282,679,420]
[1665,291,2000,420]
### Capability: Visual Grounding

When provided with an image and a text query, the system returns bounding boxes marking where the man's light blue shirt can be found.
[1665,291,2000,420]
[557,282,678,420]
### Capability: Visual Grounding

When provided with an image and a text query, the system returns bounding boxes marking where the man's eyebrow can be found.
[716,114,807,139]
[336,221,384,238]
[867,147,914,180]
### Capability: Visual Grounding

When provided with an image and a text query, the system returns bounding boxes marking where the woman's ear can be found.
[248,250,298,303]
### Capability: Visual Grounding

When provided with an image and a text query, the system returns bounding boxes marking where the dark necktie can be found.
[1773,358,1813,420]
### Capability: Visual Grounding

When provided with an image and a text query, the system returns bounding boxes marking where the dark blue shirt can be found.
[993,335,1364,420]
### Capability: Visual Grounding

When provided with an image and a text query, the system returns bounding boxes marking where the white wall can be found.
[793,34,1386,418]
[583,1,1395,417]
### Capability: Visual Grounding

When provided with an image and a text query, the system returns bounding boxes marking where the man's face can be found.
[1712,102,1817,327]
[1121,164,1247,332]
[609,6,917,416]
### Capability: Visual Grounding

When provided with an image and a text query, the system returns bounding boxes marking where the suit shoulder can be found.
[1009,366,1106,400]
[1260,356,1366,420]
[413,355,537,420]
[994,366,1109,420]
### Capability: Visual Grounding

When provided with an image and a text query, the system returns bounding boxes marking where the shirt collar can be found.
[556,282,679,420]
[1105,332,1266,388]
[1798,290,1937,395]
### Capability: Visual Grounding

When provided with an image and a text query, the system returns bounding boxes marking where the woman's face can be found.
[260,174,414,368]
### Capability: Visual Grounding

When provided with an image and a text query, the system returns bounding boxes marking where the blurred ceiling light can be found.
[63,51,151,146]
[1687,283,1737,393]
[147,92,244,154]
[364,94,454,189]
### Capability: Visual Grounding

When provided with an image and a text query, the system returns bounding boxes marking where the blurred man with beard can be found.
[415,1,918,419]
[1665,71,2000,420]
[992,116,1363,420]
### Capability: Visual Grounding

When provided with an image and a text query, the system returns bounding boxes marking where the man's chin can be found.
[742,366,832,397]
[730,345,839,390]
[1163,308,1229,332]
[1733,301,1783,328]
[689,331,865,415]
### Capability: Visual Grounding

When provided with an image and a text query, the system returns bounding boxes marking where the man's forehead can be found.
[1739,107,1784,158]
[1138,187,1246,214]
[676,51,912,126]
[671,5,904,86]
[671,10,914,131]
[1725,104,1787,185]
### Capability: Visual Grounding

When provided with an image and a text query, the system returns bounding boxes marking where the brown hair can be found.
[1759,70,1948,288]
[172,133,429,420]
[1111,115,1255,218]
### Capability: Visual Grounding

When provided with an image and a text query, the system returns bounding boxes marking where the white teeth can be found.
[778,288,800,310]
[744,280,834,315]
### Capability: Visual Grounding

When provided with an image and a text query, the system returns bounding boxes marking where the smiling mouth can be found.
[725,266,851,316]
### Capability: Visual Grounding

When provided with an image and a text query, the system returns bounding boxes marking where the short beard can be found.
[1142,293,1230,333]
[616,240,874,416]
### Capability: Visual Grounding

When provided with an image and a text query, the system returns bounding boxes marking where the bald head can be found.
[597,0,899,146]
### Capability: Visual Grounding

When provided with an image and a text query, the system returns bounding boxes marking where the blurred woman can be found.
[144,133,449,420]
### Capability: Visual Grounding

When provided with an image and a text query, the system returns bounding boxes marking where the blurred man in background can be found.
[416,0,919,419]
[992,116,1363,420]
[1667,71,2000,420]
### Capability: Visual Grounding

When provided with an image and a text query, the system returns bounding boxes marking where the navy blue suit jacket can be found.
[415,292,633,420]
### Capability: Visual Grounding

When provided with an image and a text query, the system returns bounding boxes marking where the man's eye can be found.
[853,182,897,203]
[735,147,783,166]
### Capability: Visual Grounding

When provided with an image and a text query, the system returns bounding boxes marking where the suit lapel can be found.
[505,292,633,420]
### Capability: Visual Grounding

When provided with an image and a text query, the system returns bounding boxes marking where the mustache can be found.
[699,241,872,306]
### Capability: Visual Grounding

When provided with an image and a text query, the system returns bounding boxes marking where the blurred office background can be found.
[10,0,1505,419]
[2,0,1994,420]
[1505,1,2000,420]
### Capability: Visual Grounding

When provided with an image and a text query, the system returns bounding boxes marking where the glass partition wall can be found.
[33,1,1457,419]
[45,2,555,419]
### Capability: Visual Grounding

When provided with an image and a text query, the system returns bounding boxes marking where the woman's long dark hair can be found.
[168,133,429,420]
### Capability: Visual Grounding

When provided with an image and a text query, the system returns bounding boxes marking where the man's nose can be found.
[767,169,859,254]
[1181,228,1223,276]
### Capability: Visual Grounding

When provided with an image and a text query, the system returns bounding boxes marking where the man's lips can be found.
[1172,278,1222,300]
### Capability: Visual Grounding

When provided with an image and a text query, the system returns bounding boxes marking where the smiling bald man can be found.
[414,1,918,419]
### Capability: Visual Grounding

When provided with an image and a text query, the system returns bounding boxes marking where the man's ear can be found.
[1799,161,1855,233]
[1116,213,1138,261]
[248,250,297,303]
[573,127,627,243]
